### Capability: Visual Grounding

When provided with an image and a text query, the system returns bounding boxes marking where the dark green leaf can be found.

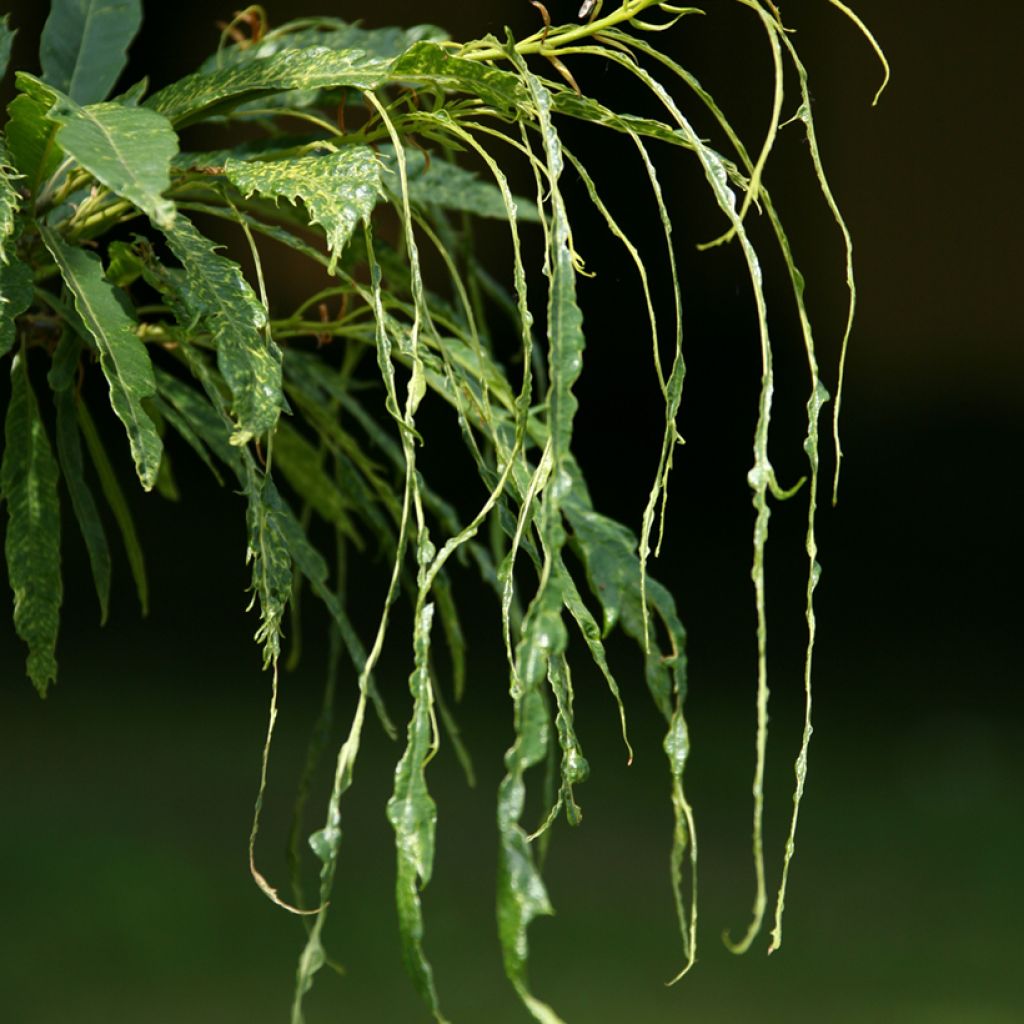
[2,350,63,695]
[76,398,148,615]
[0,258,33,358]
[52,381,112,624]
[40,0,142,105]
[225,147,383,273]
[160,214,283,444]
[4,86,63,196]
[0,14,15,81]
[41,227,163,490]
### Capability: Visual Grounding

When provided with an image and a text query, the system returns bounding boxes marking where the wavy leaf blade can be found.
[2,352,63,695]
[40,0,142,105]
[225,148,383,273]
[160,214,282,445]
[146,48,390,127]
[0,140,20,265]
[41,227,163,490]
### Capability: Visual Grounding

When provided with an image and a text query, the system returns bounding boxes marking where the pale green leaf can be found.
[40,0,142,105]
[160,213,283,445]
[41,227,163,490]
[2,352,63,695]
[387,602,448,1022]
[0,259,33,357]
[38,85,178,228]
[225,147,383,273]
[76,392,148,615]
[146,47,390,128]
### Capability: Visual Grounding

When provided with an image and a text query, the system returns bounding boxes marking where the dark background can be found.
[1,2,1020,1021]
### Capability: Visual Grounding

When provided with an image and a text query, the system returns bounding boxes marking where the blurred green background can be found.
[2,1,1021,1021]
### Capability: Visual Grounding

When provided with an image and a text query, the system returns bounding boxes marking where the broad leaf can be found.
[160,214,283,445]
[0,140,20,263]
[41,227,163,490]
[146,48,390,128]
[39,0,142,105]
[0,259,33,358]
[225,147,383,273]
[29,77,178,229]
[2,352,62,696]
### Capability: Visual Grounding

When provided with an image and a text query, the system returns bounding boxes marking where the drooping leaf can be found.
[4,87,63,196]
[0,259,33,358]
[41,227,163,490]
[51,368,112,624]
[387,602,448,1022]
[2,351,63,696]
[39,0,142,105]
[146,47,390,128]
[160,213,283,445]
[25,76,178,229]
[225,147,383,273]
[76,396,148,615]
[380,146,541,223]
[0,14,15,81]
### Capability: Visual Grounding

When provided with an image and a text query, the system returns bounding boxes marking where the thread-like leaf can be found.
[2,351,62,695]
[41,227,163,490]
[225,148,383,273]
[160,214,283,445]
[39,0,142,105]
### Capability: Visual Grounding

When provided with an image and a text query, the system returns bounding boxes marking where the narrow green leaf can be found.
[4,87,63,196]
[225,148,383,273]
[41,227,163,490]
[2,350,63,696]
[0,259,33,358]
[40,0,142,105]
[52,380,112,624]
[146,48,390,128]
[32,80,178,228]
[0,14,16,81]
[272,420,351,528]
[160,214,283,445]
[387,602,449,1022]
[76,395,148,615]
[380,146,541,223]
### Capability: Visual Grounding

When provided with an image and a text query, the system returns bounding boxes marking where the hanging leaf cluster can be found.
[0,2,886,1020]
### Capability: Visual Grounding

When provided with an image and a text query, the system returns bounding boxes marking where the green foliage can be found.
[0,1,886,1020]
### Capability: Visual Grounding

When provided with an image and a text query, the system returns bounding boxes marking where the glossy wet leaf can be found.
[41,227,163,490]
[40,0,142,105]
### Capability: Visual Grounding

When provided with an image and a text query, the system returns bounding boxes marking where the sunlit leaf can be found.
[39,0,142,105]
[225,147,383,273]
[0,140,21,264]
